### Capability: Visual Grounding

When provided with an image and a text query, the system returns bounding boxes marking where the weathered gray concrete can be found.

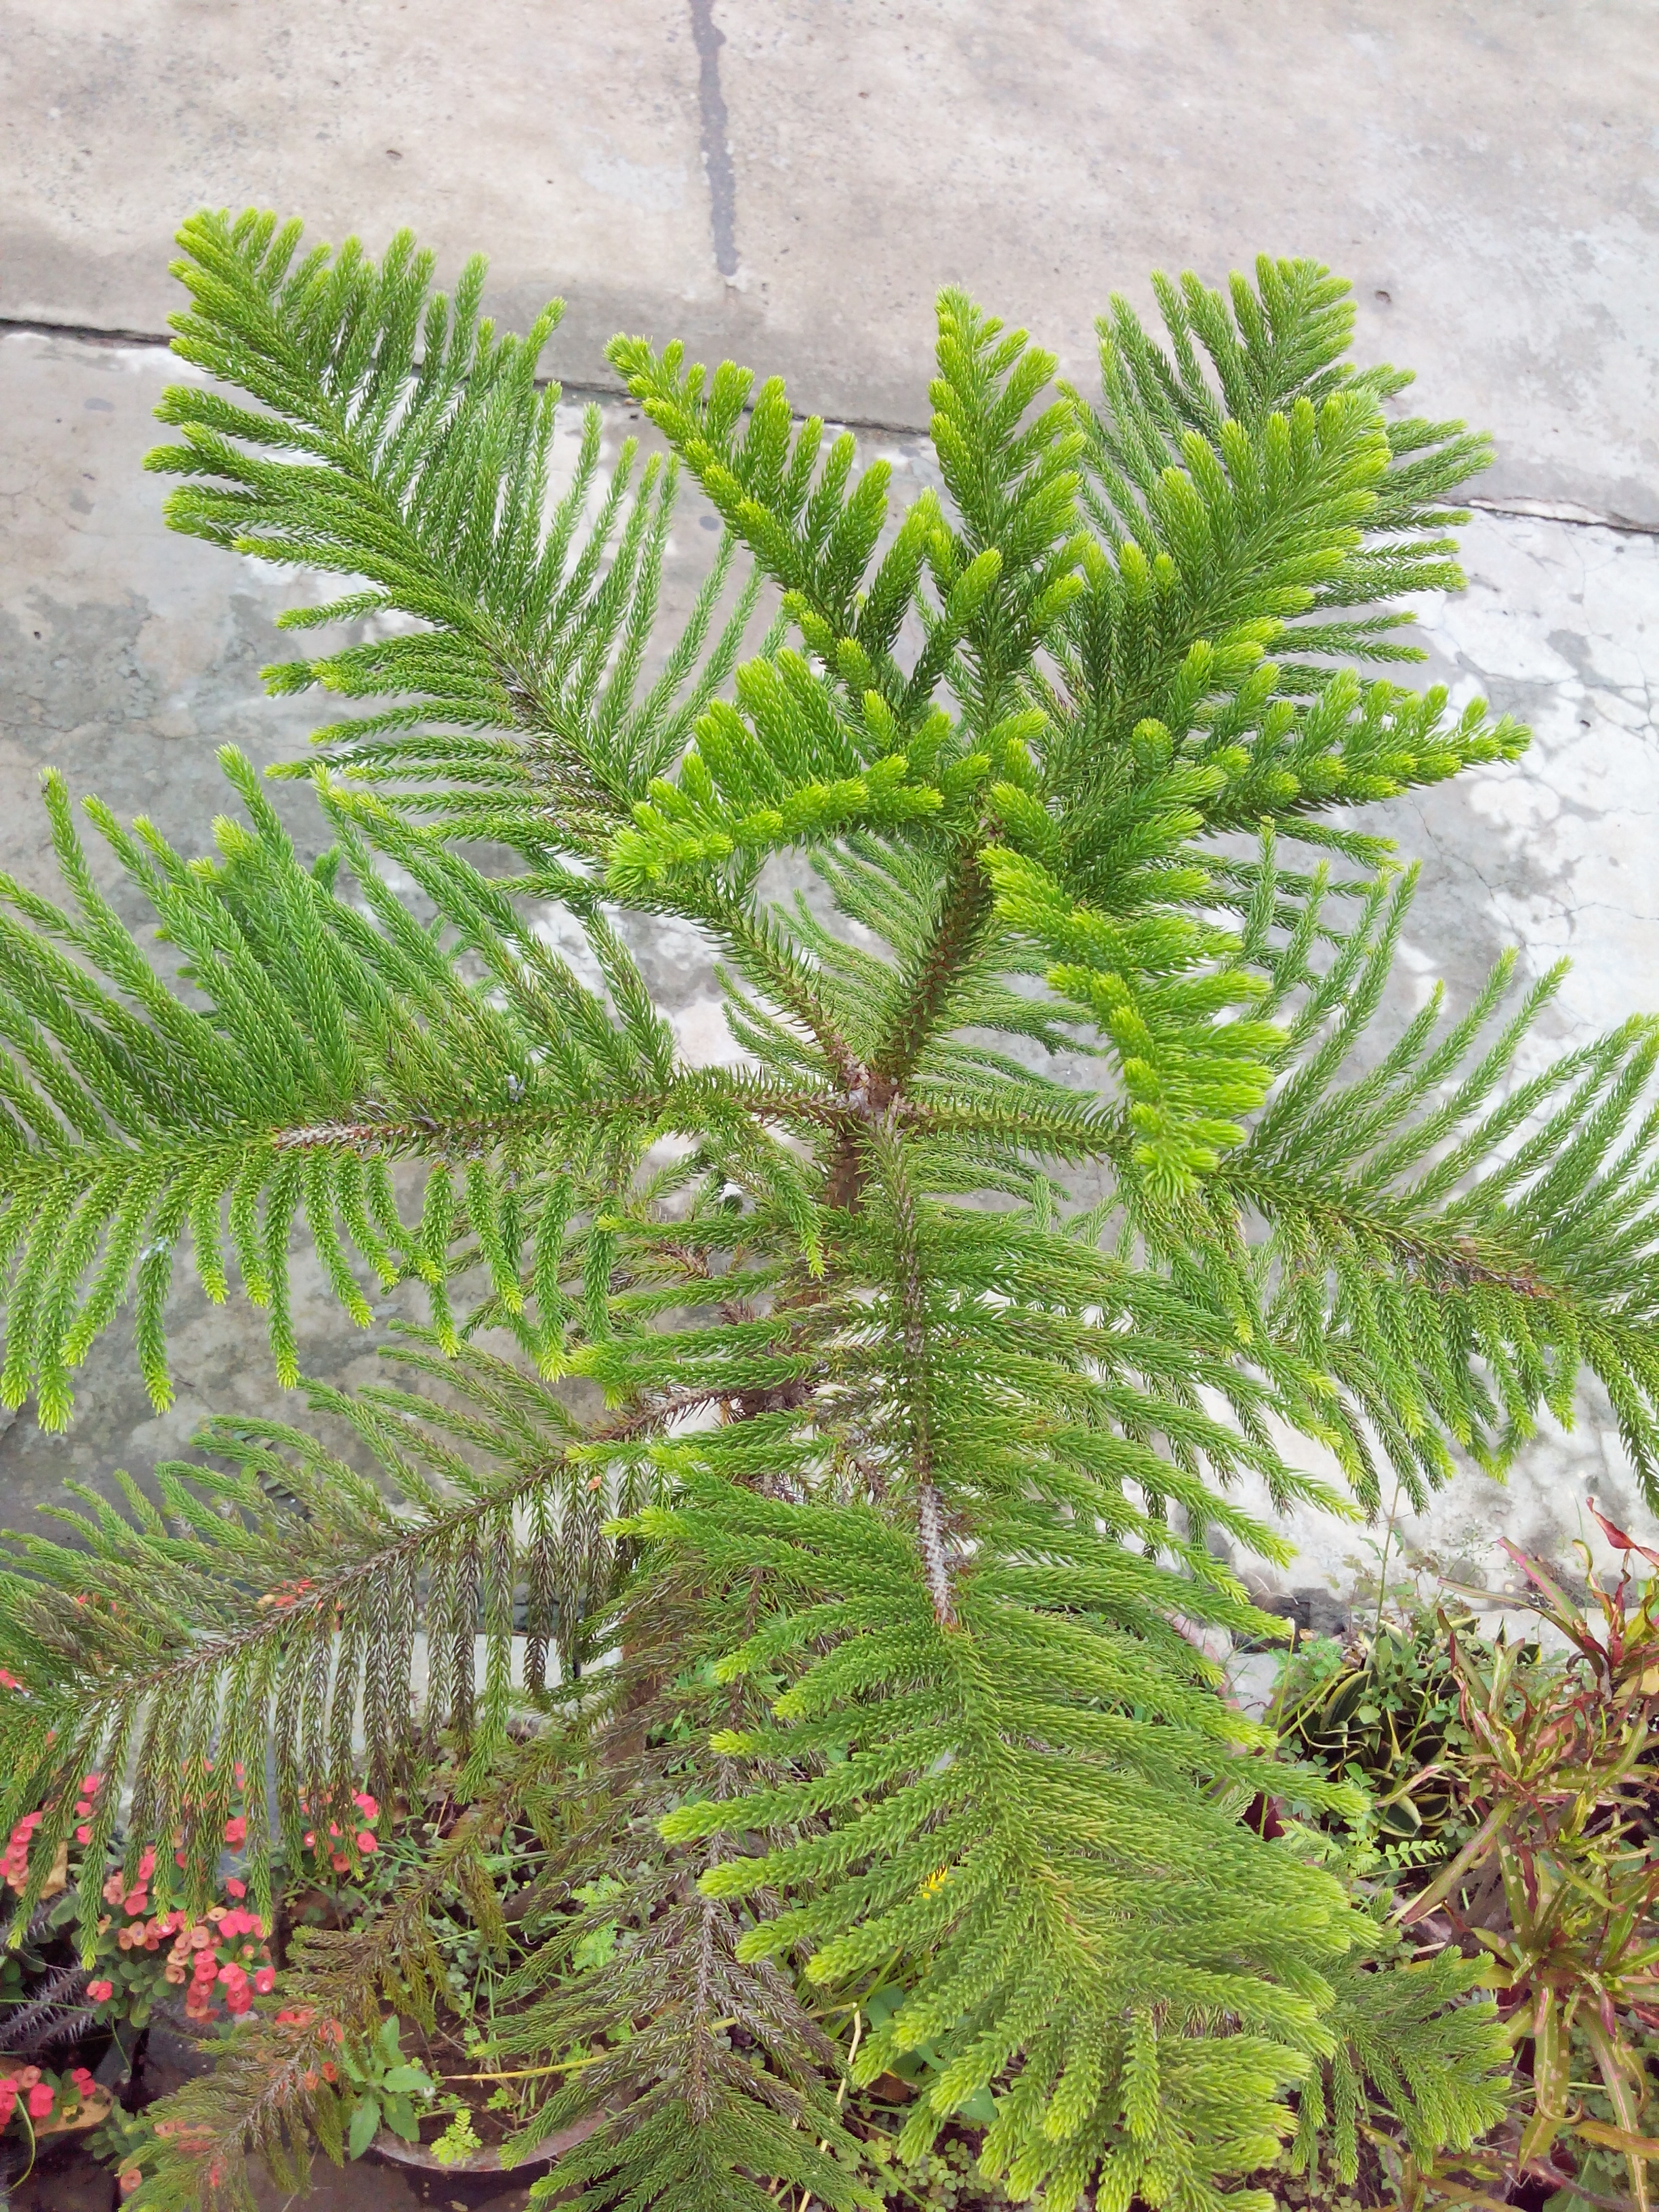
[2,1,1658,1605]
[3,1,1656,519]
[1245,506,1659,1610]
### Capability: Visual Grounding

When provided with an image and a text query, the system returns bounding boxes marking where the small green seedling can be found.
[339,2015,437,2158]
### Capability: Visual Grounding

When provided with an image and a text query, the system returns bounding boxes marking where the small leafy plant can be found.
[1397,1513,1659,2209]
[1271,1606,1490,1867]
[336,2013,437,2158]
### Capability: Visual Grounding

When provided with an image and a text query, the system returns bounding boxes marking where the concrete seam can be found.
[5,316,1655,538]
[0,314,925,436]
[687,0,739,281]
[1,316,180,350]
[1465,496,1659,540]
[0,312,639,408]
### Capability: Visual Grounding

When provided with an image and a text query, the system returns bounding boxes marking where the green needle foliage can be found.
[14,205,1656,2209]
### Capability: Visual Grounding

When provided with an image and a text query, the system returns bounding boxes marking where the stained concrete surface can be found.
[1,1,1658,1608]
[3,1,1657,521]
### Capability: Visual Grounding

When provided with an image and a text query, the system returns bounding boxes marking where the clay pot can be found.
[371,2102,607,2178]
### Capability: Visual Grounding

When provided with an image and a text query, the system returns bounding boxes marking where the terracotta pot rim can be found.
[371,2102,607,2175]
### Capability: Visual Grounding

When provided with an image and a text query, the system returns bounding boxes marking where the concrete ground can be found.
[1,2,1658,1597]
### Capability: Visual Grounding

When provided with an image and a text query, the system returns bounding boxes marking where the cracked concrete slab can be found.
[3,0,1656,518]
[1235,508,1659,1609]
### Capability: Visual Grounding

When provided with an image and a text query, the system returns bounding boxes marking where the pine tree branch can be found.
[872,846,995,1093]
[0,1359,730,1932]
[148,214,762,850]
[1226,1166,1565,1301]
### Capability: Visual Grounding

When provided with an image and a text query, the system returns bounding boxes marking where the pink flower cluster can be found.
[73,1773,105,1847]
[297,1790,380,1875]
[3,1763,391,2047]
[4,1774,102,1891]
[83,1887,276,2024]
[100,1843,158,1921]
[0,2063,95,2129]
[2,1809,42,1890]
[182,1902,277,2022]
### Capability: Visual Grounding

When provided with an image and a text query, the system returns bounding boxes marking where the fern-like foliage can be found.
[9,209,1645,2211]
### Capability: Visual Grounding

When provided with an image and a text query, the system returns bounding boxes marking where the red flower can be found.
[253,1966,276,1994]
[0,1669,22,1691]
[86,1980,114,2003]
[352,1791,379,1820]
[224,1877,246,1898]
[356,1831,378,1855]
[222,1817,247,1846]
[75,1825,91,1846]
[81,1773,102,1794]
[27,2083,54,2118]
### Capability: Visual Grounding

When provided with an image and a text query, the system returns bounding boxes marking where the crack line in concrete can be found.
[687,0,739,280]
[1466,496,1658,541]
[1,314,182,350]
[5,317,1655,538]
